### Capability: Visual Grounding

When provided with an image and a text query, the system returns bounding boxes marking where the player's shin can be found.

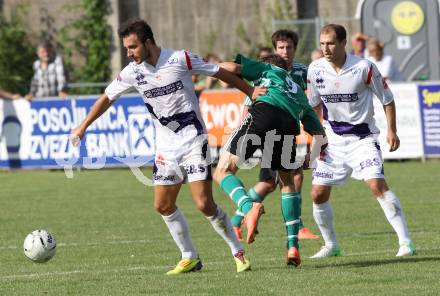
[206,206,244,255]
[219,174,253,214]
[377,190,412,246]
[161,208,198,259]
[313,201,339,248]
[281,192,301,249]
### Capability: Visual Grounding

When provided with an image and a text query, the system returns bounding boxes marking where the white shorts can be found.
[312,134,384,186]
[153,141,211,185]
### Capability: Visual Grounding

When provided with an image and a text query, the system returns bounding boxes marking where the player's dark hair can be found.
[271,29,299,50]
[118,19,156,44]
[320,24,347,42]
[259,54,288,71]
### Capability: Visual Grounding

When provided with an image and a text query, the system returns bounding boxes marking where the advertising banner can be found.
[0,96,155,169]
[417,84,440,156]
[373,83,424,159]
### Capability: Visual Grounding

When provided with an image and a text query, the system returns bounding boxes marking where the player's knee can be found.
[310,186,329,204]
[367,179,389,197]
[153,200,175,215]
[194,198,216,216]
[264,179,277,193]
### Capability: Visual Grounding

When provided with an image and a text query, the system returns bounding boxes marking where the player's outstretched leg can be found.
[281,192,301,267]
[377,190,416,256]
[311,201,341,258]
[162,208,202,275]
[231,188,265,241]
[219,174,264,244]
[206,206,251,272]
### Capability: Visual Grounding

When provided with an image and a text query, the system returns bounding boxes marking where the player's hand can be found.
[387,131,400,152]
[309,134,328,165]
[250,86,267,100]
[70,127,85,147]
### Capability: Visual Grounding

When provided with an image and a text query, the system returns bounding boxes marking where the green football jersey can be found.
[236,54,322,134]
[243,62,308,106]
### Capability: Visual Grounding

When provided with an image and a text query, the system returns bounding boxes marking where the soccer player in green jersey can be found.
[213,53,325,266]
[231,29,320,242]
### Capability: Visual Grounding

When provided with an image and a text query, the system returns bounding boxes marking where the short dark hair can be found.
[271,29,299,50]
[118,19,156,44]
[38,40,54,50]
[320,24,347,42]
[259,53,288,71]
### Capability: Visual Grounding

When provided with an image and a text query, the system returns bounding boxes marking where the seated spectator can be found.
[25,40,68,100]
[367,38,404,81]
[257,47,272,59]
[310,48,324,61]
[0,89,21,100]
[195,53,229,91]
[350,32,369,58]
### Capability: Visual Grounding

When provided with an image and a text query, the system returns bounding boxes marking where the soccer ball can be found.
[23,230,57,262]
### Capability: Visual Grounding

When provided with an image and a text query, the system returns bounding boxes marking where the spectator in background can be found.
[25,40,68,100]
[367,38,404,82]
[195,53,229,91]
[350,32,369,58]
[257,46,272,59]
[310,48,324,61]
[0,89,21,100]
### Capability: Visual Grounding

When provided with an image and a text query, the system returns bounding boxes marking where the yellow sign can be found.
[391,1,425,35]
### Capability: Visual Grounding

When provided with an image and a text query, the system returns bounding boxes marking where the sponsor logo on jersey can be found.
[321,93,359,103]
[315,77,325,89]
[143,80,184,98]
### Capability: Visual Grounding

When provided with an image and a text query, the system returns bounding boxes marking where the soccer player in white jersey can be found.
[307,24,415,258]
[70,19,265,275]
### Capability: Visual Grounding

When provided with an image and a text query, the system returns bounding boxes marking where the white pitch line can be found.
[0,239,153,250]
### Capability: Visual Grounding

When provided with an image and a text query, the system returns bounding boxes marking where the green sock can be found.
[231,210,244,227]
[281,192,301,249]
[220,174,253,215]
[248,187,265,203]
[297,192,305,230]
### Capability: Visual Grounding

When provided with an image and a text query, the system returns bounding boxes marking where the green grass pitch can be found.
[1,160,439,295]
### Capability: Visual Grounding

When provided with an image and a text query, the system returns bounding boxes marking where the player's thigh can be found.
[153,183,182,215]
[188,180,217,216]
[278,169,295,193]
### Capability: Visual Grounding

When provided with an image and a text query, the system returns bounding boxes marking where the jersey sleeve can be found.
[364,62,394,105]
[235,54,269,81]
[306,64,322,108]
[182,51,219,76]
[105,66,135,101]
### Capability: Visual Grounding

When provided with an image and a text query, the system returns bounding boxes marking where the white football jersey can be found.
[105,48,219,152]
[307,54,393,138]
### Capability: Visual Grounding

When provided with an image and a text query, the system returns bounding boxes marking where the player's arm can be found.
[383,101,400,152]
[71,94,113,142]
[366,62,399,152]
[0,89,21,100]
[214,67,266,100]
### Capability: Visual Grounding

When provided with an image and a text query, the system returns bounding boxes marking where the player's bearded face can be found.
[123,33,149,64]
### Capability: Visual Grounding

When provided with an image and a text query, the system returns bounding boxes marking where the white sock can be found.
[377,190,412,245]
[313,201,339,248]
[162,208,197,259]
[207,206,243,256]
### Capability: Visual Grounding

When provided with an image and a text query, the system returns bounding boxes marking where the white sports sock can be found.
[207,206,243,255]
[162,208,197,259]
[377,190,412,245]
[313,201,339,248]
